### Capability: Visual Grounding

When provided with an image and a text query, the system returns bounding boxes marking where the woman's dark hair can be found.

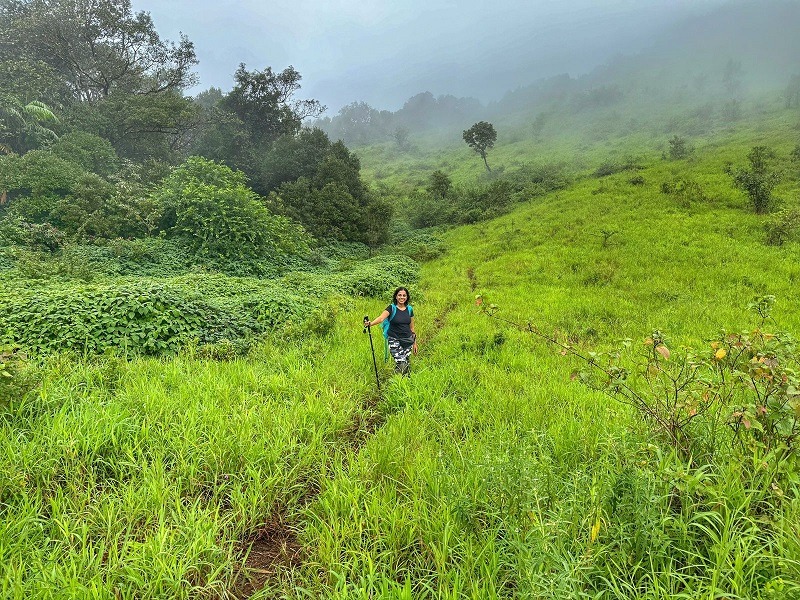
[392,287,411,305]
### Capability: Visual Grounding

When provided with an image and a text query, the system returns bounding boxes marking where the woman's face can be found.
[396,290,408,304]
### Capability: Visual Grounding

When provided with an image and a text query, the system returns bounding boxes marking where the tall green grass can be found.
[2,96,800,599]
[0,317,388,597]
[270,104,800,598]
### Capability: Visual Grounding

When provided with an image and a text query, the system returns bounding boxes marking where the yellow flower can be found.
[590,515,601,543]
[715,348,727,360]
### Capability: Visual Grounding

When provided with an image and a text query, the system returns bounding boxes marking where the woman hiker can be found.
[363,287,418,375]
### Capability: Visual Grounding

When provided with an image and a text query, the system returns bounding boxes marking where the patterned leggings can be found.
[388,336,414,373]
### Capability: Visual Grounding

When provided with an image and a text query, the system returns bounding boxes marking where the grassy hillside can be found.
[267,104,800,598]
[3,99,800,599]
[359,90,798,191]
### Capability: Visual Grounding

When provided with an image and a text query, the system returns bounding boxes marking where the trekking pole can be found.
[363,316,381,392]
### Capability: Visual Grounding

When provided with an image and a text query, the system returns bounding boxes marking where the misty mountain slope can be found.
[353,85,799,203]
[320,0,800,152]
[647,0,800,83]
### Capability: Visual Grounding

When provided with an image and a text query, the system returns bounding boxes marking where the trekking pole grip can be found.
[363,315,370,333]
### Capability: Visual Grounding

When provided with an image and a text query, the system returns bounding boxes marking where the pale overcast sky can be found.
[131,0,729,114]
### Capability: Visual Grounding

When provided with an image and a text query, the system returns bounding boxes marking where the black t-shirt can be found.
[385,305,413,339]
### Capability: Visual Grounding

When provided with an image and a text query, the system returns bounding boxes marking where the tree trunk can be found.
[481,151,491,172]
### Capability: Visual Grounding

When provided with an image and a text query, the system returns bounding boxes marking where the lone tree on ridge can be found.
[463,121,497,172]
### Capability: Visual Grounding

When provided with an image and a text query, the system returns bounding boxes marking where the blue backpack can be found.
[381,303,413,360]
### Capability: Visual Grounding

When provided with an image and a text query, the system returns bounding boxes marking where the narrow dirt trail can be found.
[233,296,460,598]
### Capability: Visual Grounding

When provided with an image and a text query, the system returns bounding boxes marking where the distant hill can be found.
[318,0,800,147]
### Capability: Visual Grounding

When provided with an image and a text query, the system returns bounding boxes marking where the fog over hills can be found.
[646,0,800,87]
[307,1,724,112]
[134,0,741,113]
[311,1,800,147]
[377,0,800,115]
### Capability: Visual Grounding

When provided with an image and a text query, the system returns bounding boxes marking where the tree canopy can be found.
[1,0,197,102]
[463,121,497,172]
[0,0,392,260]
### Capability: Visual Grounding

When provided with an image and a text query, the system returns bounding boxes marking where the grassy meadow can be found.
[270,103,800,599]
[3,97,800,599]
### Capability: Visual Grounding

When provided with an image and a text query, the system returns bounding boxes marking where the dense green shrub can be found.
[48,132,120,177]
[593,163,624,177]
[261,253,417,300]
[0,150,84,200]
[593,159,643,178]
[0,239,195,279]
[238,289,313,330]
[0,282,231,355]
[406,189,452,229]
[334,255,418,297]
[0,149,160,242]
[458,180,514,224]
[155,157,311,261]
[667,135,693,159]
[405,164,570,231]
[387,224,446,262]
[101,238,294,279]
[263,138,392,247]
[0,218,66,251]
[177,181,306,259]
[660,177,709,207]
[0,248,419,356]
[0,278,315,356]
[274,179,363,242]
[103,238,195,275]
[508,162,570,197]
[256,127,339,192]
[316,241,372,262]
[0,249,14,271]
[406,180,516,229]
[628,175,646,186]
[727,146,781,214]
[764,207,800,246]
[306,241,373,270]
[7,247,95,281]
[294,296,343,338]
[271,179,392,247]
[426,170,451,199]
[47,173,125,238]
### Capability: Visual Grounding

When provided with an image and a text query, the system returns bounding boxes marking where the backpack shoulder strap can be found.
[381,304,396,342]
[382,304,397,360]
[408,304,413,317]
